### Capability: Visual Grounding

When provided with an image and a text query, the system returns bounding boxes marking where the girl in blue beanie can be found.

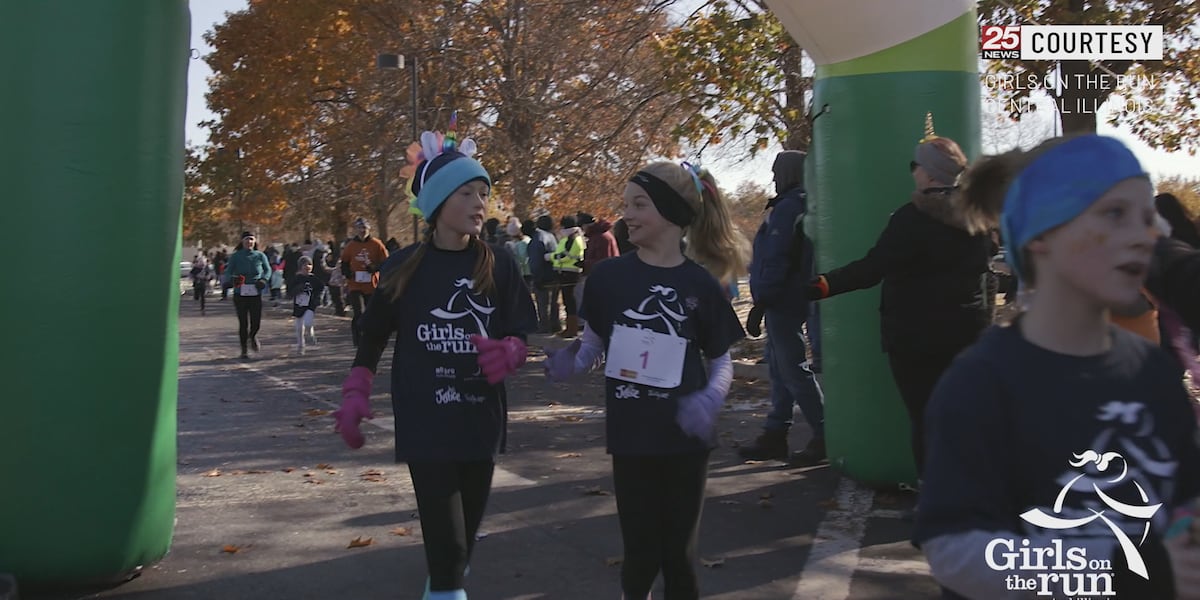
[915,135,1200,599]
[333,123,537,600]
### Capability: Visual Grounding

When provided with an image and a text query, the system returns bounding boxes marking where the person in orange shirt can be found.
[340,217,389,347]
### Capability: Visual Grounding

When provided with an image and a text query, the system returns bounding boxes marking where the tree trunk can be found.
[780,42,811,151]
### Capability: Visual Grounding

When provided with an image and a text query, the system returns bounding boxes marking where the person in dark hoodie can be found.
[808,132,995,476]
[527,215,560,333]
[738,150,827,464]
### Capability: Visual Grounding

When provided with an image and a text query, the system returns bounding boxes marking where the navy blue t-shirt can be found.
[290,273,324,317]
[354,242,537,462]
[580,253,745,456]
[916,322,1200,598]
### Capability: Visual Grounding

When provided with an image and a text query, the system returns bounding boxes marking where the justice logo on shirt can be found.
[985,448,1163,598]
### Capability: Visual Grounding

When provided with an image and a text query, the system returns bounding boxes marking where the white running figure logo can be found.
[430,278,495,337]
[621,284,687,336]
[1020,449,1162,579]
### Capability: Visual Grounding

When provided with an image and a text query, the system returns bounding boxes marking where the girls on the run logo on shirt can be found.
[985,441,1167,598]
[621,284,688,336]
[418,278,496,354]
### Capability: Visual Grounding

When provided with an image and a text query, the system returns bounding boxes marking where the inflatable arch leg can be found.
[764,0,980,486]
[0,0,190,584]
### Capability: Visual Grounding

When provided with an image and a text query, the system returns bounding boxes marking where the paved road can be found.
[22,295,940,600]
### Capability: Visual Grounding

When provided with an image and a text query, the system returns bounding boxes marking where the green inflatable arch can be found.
[0,0,189,585]
[764,0,981,486]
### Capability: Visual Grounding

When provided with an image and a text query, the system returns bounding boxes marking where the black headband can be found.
[630,171,695,227]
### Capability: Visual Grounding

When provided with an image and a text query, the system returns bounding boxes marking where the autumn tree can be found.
[193,0,690,236]
[655,0,812,156]
[978,0,1200,148]
[449,0,687,219]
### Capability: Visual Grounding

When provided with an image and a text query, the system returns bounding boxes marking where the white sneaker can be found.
[307,330,318,345]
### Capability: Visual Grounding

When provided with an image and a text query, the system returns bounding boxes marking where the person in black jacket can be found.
[527,215,560,333]
[808,135,994,476]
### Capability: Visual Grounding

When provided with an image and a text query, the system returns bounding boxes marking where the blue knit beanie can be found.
[1000,135,1147,281]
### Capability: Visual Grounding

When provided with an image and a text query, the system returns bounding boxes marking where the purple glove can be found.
[675,387,725,440]
[470,335,527,385]
[333,366,374,449]
[543,339,582,382]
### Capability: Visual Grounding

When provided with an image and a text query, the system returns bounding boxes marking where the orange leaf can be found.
[555,452,582,459]
[222,544,241,553]
[347,536,373,548]
[203,469,222,477]
[389,527,411,536]
[316,463,333,469]
[304,408,330,417]
[282,467,296,473]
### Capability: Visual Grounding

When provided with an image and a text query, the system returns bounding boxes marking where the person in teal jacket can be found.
[228,231,272,358]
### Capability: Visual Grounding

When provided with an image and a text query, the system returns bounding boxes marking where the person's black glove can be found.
[255,279,267,290]
[745,305,765,337]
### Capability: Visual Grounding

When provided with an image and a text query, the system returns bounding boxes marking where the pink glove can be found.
[333,366,374,449]
[470,335,527,384]
[544,339,582,382]
[675,387,725,440]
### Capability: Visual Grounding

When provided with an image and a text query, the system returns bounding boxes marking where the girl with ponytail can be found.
[332,119,537,600]
[543,161,747,599]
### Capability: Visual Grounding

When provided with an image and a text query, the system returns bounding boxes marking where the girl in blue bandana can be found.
[914,135,1200,599]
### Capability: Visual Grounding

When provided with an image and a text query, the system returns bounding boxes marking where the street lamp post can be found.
[377,52,420,243]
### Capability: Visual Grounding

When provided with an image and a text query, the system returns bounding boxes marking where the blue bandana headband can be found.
[1000,135,1147,281]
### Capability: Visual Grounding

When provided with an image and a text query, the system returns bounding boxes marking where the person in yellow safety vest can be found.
[549,214,586,337]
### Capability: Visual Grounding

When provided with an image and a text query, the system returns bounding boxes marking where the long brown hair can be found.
[956,136,1074,284]
[640,161,750,286]
[377,227,497,302]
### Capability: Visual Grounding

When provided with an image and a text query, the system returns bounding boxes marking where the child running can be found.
[915,134,1200,599]
[290,256,323,356]
[333,124,536,600]
[545,161,747,600]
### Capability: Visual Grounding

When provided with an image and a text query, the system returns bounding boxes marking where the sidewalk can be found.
[20,297,935,600]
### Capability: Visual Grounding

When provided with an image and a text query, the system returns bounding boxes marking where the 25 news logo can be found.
[981,25,1020,59]
[981,25,1164,61]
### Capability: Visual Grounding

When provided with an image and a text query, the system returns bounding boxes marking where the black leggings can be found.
[193,281,208,310]
[348,290,372,346]
[612,452,710,600]
[408,461,495,592]
[887,347,962,477]
[232,295,262,351]
[558,273,579,317]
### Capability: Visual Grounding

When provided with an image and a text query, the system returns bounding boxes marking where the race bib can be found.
[295,293,310,307]
[604,324,687,389]
[354,271,372,283]
[239,284,259,297]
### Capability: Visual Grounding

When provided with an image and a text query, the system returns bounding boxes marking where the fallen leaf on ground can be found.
[759,491,774,500]
[558,415,583,422]
[758,499,774,509]
[316,463,333,469]
[555,452,582,459]
[303,408,330,417]
[390,527,410,536]
[221,545,241,554]
[583,487,610,496]
[281,467,296,473]
[347,536,373,548]
[360,469,386,482]
[203,469,221,477]
[701,557,726,568]
[324,469,339,475]
[818,499,839,510]
[605,556,623,567]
